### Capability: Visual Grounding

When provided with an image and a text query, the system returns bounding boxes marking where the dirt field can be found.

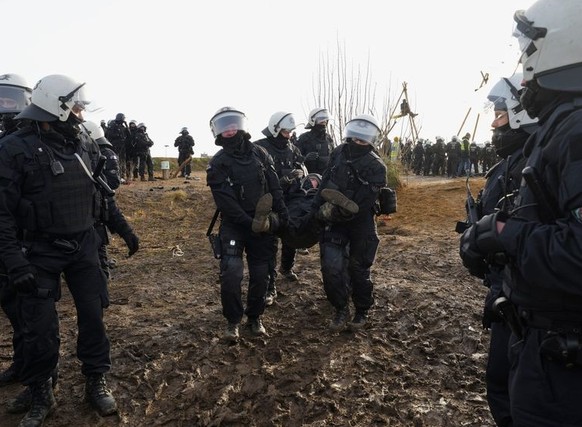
[0,170,495,427]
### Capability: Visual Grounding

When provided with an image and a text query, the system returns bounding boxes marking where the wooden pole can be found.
[457,108,472,137]
[472,113,480,142]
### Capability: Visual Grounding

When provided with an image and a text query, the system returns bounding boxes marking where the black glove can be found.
[121,231,140,257]
[304,152,319,161]
[459,212,508,278]
[9,264,37,294]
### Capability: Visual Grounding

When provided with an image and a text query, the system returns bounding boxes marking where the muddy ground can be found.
[0,170,494,427]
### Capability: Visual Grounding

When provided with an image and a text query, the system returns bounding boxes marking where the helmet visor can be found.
[0,86,31,113]
[210,111,247,136]
[512,10,547,63]
[344,119,380,145]
[312,109,330,125]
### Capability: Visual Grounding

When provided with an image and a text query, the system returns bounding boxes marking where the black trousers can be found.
[19,228,111,385]
[319,214,379,312]
[218,222,274,323]
[0,274,24,378]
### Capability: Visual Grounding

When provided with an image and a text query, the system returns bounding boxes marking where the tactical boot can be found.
[18,378,56,427]
[252,193,273,233]
[321,189,359,214]
[84,374,118,417]
[148,174,155,181]
[9,365,60,414]
[349,310,369,331]
[0,363,18,386]
[223,323,240,342]
[247,318,267,336]
[329,306,350,332]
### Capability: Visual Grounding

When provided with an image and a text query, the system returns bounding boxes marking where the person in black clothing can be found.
[174,126,195,178]
[81,121,140,278]
[0,75,120,426]
[460,2,582,423]
[134,122,155,181]
[0,73,31,388]
[296,107,335,175]
[460,73,537,427]
[254,111,305,305]
[311,114,387,331]
[206,107,289,341]
[105,112,130,181]
[125,119,139,181]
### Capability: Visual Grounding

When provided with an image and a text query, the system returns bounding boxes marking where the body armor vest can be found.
[17,132,99,235]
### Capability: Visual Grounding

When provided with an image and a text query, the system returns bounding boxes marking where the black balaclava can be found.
[492,125,531,158]
[215,130,250,153]
[311,123,327,137]
[347,138,373,158]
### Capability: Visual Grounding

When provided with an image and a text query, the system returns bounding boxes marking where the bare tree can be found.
[309,39,398,154]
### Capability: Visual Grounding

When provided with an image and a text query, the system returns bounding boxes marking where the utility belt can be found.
[22,230,87,254]
[521,309,582,369]
[521,310,582,334]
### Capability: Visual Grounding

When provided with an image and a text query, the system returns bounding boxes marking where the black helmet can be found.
[115,112,125,122]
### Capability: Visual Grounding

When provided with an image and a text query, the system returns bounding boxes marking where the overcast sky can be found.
[3,0,534,157]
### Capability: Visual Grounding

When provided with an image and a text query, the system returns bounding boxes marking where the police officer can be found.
[254,112,305,304]
[461,73,537,427]
[0,73,31,388]
[174,127,195,178]
[206,107,289,341]
[82,120,140,278]
[134,122,155,181]
[460,1,582,423]
[105,112,130,181]
[0,75,119,426]
[312,114,387,331]
[296,107,335,175]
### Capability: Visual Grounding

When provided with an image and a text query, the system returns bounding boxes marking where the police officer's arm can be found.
[104,196,139,256]
[206,163,254,228]
[0,150,31,272]
[103,148,121,190]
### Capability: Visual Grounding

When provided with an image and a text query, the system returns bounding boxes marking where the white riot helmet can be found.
[487,73,538,130]
[137,122,147,131]
[209,106,247,137]
[180,126,188,134]
[0,74,32,114]
[513,0,582,91]
[264,111,296,138]
[82,120,112,147]
[305,107,330,129]
[343,114,381,146]
[16,74,89,122]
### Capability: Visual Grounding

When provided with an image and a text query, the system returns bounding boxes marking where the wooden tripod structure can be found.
[389,82,420,142]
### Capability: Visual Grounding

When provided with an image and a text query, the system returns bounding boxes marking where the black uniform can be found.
[0,125,112,386]
[206,133,288,325]
[462,97,582,425]
[174,132,195,177]
[254,133,304,287]
[105,120,129,178]
[296,125,334,174]
[314,141,386,315]
[94,143,138,278]
[475,132,529,427]
[134,128,154,180]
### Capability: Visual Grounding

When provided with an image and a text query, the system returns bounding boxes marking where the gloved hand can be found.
[304,152,319,161]
[121,231,140,257]
[9,264,37,294]
[459,212,508,277]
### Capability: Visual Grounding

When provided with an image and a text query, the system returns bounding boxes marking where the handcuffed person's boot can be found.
[18,378,56,427]
[223,322,240,342]
[349,310,369,331]
[247,317,267,336]
[252,193,273,233]
[84,374,118,417]
[321,189,359,214]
